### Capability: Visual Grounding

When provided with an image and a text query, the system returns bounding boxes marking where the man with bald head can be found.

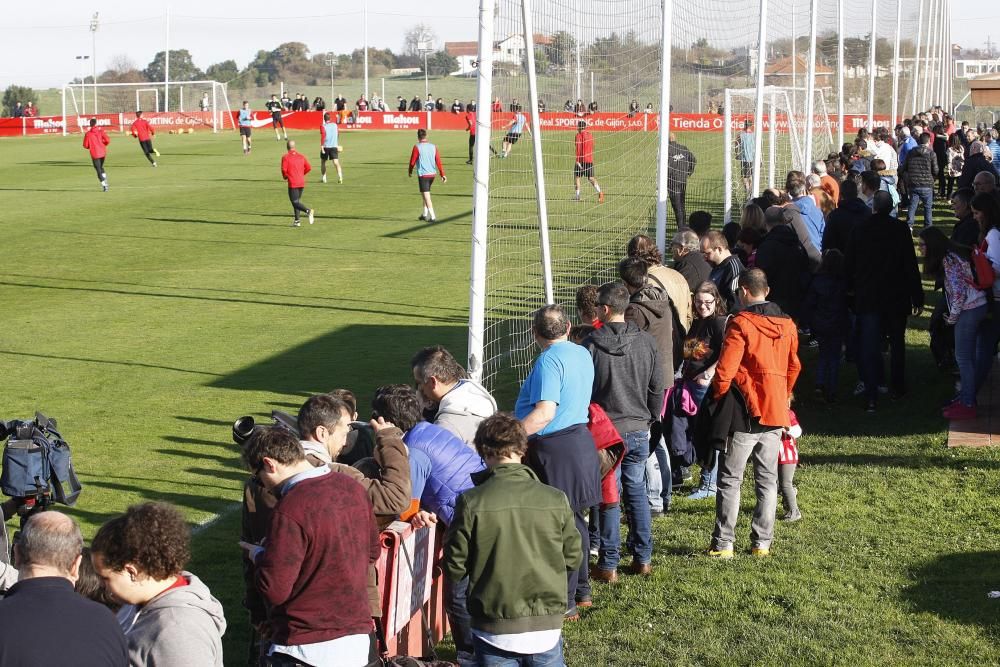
[280,139,314,227]
[973,170,999,204]
[0,512,127,665]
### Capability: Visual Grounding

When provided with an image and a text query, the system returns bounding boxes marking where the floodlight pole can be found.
[165,7,170,112]
[922,0,936,111]
[573,0,582,100]
[363,0,370,101]
[654,0,673,253]
[90,12,99,114]
[911,0,925,116]
[837,0,844,148]
[866,0,876,129]
[890,0,902,125]
[424,51,430,98]
[326,52,335,105]
[468,0,495,383]
[804,0,818,171]
[752,0,768,198]
[76,55,90,115]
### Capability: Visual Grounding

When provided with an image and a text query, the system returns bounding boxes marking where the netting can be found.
[478,0,665,396]
[62,81,234,133]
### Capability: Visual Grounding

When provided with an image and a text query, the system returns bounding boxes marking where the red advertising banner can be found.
[1,110,896,139]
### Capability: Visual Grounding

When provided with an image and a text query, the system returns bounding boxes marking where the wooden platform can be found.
[948,363,1000,447]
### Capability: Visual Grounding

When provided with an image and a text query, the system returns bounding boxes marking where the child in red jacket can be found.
[779,409,802,522]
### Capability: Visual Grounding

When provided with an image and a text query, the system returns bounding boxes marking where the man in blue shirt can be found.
[786,170,825,251]
[515,304,602,619]
[500,106,531,159]
[738,120,755,196]
[319,112,343,184]
[238,101,253,155]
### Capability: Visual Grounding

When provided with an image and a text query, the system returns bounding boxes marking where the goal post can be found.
[60,80,235,135]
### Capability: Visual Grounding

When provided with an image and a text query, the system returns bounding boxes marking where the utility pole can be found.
[90,12,99,114]
[326,52,335,106]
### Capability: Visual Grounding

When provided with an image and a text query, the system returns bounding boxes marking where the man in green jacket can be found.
[444,413,582,664]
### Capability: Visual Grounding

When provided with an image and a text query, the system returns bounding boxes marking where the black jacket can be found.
[584,321,665,434]
[957,152,998,190]
[754,224,809,319]
[674,252,711,292]
[900,145,938,188]
[845,212,924,316]
[0,577,128,666]
[800,272,849,336]
[667,141,696,192]
[709,255,745,313]
[951,214,981,247]
[823,197,869,255]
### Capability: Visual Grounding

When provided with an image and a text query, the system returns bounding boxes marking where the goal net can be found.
[723,86,833,223]
[61,80,235,134]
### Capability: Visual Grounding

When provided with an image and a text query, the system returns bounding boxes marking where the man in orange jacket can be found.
[707,268,800,560]
[280,140,313,227]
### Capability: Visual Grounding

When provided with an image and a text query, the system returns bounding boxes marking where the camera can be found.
[231,411,300,446]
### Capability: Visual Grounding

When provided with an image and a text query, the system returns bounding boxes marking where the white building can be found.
[954,59,1000,79]
[445,33,553,76]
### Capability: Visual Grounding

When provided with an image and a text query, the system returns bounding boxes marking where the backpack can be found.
[968,241,996,291]
[0,413,82,506]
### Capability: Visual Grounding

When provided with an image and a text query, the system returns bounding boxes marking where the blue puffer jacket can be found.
[403,421,484,525]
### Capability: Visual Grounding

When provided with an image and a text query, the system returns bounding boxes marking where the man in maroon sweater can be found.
[240,427,379,667]
[280,139,314,227]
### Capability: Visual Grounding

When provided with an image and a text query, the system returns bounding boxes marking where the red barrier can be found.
[375,520,449,658]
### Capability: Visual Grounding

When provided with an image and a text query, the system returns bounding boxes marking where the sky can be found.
[0,0,994,89]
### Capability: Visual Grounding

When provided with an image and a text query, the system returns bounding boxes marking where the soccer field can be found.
[1,129,998,666]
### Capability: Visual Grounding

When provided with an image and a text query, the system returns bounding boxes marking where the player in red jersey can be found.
[574,120,603,202]
[465,107,476,164]
[82,118,111,192]
[129,111,159,167]
[281,140,314,227]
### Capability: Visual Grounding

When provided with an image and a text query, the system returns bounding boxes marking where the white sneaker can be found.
[321,174,327,183]
[338,177,343,184]
[154,149,161,157]
[101,173,107,179]
[308,210,315,225]
[152,162,157,168]
[101,181,108,192]
[292,220,301,227]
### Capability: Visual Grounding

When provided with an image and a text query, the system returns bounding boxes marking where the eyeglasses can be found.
[695,299,716,307]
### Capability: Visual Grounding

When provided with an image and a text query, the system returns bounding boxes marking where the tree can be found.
[427,50,458,76]
[2,85,36,117]
[403,24,436,56]
[547,31,577,69]
[102,54,146,84]
[205,60,239,83]
[144,49,204,82]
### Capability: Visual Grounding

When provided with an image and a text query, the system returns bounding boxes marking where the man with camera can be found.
[0,512,128,665]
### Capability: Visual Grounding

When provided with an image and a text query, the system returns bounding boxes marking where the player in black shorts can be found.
[266,94,287,141]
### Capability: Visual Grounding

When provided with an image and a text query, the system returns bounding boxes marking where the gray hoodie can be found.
[117,571,226,667]
[434,379,498,446]
[585,321,665,434]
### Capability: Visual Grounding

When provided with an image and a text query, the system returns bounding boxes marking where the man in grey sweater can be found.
[584,282,665,580]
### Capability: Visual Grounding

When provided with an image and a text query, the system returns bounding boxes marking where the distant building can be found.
[969,73,1000,106]
[954,59,1000,79]
[764,54,834,88]
[445,34,553,77]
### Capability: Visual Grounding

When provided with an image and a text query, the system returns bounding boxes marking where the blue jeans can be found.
[816,332,844,395]
[621,430,653,565]
[955,304,988,406]
[473,635,564,667]
[645,435,671,511]
[595,501,620,570]
[447,576,475,667]
[907,186,934,228]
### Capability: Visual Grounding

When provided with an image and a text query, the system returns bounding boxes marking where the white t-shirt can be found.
[985,227,1000,298]
[270,633,370,666]
[472,628,562,655]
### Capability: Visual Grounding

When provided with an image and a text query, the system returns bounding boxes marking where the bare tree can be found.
[403,24,437,57]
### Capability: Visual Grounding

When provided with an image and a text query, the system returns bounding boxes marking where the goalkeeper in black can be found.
[266,94,287,141]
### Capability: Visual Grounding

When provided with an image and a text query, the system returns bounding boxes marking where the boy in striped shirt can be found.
[408,129,447,222]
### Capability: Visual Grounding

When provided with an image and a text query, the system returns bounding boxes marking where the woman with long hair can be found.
[682,281,729,499]
[972,192,1000,394]
[919,227,988,420]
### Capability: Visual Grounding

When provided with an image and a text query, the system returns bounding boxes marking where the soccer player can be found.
[465,106,476,164]
[573,120,603,203]
[408,128,447,222]
[500,106,530,158]
[739,120,755,197]
[280,140,314,227]
[266,94,287,141]
[238,101,253,155]
[319,112,343,184]
[82,118,110,192]
[129,111,159,167]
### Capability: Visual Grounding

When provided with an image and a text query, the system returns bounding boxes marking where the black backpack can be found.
[0,413,82,507]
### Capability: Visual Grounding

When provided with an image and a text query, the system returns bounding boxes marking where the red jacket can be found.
[575,130,594,163]
[711,303,801,429]
[83,127,109,159]
[280,150,312,188]
[255,470,379,646]
[130,118,153,141]
[587,403,625,505]
[466,111,476,136]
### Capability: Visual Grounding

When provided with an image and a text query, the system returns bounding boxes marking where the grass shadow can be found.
[904,551,1000,635]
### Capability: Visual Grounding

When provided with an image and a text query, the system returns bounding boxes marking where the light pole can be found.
[418,33,433,100]
[363,0,369,102]
[325,52,335,106]
[75,55,90,115]
[90,12,99,114]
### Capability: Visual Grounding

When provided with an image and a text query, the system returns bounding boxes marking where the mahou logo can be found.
[384,114,420,125]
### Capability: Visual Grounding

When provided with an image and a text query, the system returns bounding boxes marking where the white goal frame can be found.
[61,80,235,135]
[723,86,834,223]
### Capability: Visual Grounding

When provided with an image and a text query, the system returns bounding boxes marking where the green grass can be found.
[0,128,998,666]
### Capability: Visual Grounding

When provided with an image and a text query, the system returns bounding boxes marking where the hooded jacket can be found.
[711,301,801,429]
[674,252,712,292]
[624,284,674,386]
[584,321,665,435]
[434,379,498,446]
[822,197,869,255]
[648,263,693,334]
[900,144,938,189]
[754,224,809,319]
[117,572,226,667]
